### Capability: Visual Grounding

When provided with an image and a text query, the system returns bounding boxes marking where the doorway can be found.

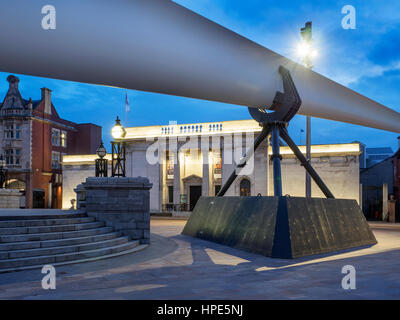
[32,189,45,208]
[189,186,202,211]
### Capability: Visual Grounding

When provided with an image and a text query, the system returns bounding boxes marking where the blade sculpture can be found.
[0,0,399,132]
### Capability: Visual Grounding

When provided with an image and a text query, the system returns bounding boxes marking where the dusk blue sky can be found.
[1,0,399,151]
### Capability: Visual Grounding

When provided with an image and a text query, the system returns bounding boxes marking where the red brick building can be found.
[0,75,101,208]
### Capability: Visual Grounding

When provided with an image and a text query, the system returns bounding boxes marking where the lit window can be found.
[61,131,67,148]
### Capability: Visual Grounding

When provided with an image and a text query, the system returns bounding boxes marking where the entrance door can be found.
[33,190,45,208]
[189,186,202,211]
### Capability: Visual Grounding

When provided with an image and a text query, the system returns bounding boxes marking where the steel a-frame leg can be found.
[216,125,271,197]
[278,126,334,199]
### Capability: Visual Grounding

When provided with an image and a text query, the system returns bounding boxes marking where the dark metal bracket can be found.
[217,66,334,199]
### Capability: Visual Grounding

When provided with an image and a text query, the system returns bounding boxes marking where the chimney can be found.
[41,87,52,115]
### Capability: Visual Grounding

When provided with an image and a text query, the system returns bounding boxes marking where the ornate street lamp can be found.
[95,141,108,177]
[0,155,7,189]
[111,116,126,177]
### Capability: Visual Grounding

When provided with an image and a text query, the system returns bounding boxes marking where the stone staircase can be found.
[0,212,147,273]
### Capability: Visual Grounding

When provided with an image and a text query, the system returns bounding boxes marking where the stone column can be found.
[221,134,235,195]
[202,150,210,196]
[160,150,168,211]
[173,151,181,209]
[382,183,388,221]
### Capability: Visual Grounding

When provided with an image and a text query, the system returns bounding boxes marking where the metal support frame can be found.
[95,158,108,177]
[111,141,126,177]
[217,66,334,199]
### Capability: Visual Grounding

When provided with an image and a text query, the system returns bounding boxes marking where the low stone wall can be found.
[0,189,22,208]
[76,177,152,244]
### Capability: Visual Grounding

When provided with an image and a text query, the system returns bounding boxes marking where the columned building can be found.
[62,120,362,213]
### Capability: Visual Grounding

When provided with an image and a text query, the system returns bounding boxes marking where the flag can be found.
[125,92,130,112]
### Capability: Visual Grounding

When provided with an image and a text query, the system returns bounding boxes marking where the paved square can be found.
[0,218,399,299]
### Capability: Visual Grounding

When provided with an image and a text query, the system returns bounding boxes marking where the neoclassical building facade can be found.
[62,119,362,213]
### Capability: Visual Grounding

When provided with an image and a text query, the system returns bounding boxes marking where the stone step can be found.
[0,221,105,235]
[0,244,149,273]
[1,236,130,259]
[0,212,87,221]
[0,226,114,243]
[0,217,95,228]
[0,232,121,252]
[0,240,140,269]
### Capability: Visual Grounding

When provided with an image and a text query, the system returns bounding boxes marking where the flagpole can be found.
[125,90,128,127]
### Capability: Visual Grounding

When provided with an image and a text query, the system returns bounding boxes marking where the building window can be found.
[61,131,67,147]
[4,149,20,166]
[5,123,14,139]
[15,149,21,165]
[51,128,60,146]
[240,179,251,196]
[4,122,22,139]
[5,149,13,165]
[15,124,21,139]
[213,151,222,179]
[52,151,61,169]
[166,152,174,180]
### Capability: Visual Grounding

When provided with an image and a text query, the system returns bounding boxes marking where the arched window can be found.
[240,178,251,196]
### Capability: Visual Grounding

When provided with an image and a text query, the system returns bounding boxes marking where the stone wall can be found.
[275,155,361,203]
[0,189,22,208]
[77,177,152,244]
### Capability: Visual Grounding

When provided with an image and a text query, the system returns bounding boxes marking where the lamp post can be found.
[95,141,108,177]
[298,21,317,198]
[0,155,7,189]
[111,116,126,177]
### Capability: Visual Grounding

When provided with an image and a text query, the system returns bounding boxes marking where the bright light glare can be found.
[297,43,311,57]
[111,125,124,139]
[311,49,318,57]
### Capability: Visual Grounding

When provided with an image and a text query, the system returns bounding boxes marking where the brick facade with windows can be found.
[0,75,101,208]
